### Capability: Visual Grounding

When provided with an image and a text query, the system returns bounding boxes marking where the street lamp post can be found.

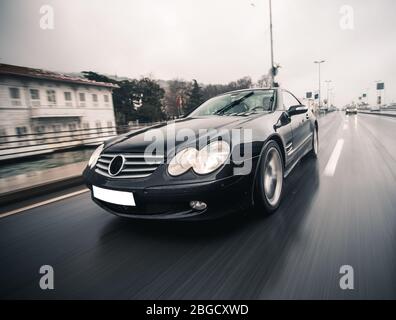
[251,0,276,86]
[325,80,332,109]
[365,88,369,107]
[269,0,275,85]
[314,60,325,111]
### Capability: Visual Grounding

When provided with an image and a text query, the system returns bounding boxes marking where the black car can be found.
[83,88,318,220]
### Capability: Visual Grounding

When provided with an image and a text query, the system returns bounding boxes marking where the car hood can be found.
[104,116,257,154]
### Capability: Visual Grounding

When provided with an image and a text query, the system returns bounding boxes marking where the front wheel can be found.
[310,128,319,158]
[255,141,284,215]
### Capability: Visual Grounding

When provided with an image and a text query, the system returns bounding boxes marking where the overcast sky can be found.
[0,0,395,106]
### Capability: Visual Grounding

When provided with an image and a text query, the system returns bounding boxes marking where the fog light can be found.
[190,201,207,211]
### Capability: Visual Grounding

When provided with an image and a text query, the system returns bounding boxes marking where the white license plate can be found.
[92,186,136,206]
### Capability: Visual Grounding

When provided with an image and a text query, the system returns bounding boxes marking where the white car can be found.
[345,106,357,115]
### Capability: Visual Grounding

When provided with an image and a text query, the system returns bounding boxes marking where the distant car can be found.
[370,105,381,112]
[83,88,319,221]
[346,106,357,115]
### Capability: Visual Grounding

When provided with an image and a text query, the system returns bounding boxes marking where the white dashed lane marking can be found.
[324,139,345,177]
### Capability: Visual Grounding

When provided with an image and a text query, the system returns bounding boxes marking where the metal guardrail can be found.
[0,122,161,161]
[358,111,396,118]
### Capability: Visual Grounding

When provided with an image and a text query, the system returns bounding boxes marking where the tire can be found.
[309,127,319,158]
[254,141,284,215]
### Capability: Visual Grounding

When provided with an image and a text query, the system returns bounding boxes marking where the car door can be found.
[282,90,311,161]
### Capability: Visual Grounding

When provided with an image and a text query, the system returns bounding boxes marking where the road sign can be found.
[306,92,312,99]
[363,94,367,98]
[314,94,319,100]
[377,83,385,90]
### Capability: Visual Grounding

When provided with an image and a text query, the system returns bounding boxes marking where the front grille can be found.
[95,153,164,179]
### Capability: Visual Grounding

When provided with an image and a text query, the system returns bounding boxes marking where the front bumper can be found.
[84,168,256,221]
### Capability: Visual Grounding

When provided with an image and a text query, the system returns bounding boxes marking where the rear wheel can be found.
[255,141,284,215]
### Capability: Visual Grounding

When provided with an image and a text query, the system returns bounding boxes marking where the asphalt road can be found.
[1,112,396,299]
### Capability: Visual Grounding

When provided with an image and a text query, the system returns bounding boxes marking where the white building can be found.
[0,64,118,161]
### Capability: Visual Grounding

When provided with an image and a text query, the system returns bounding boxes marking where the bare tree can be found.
[256,74,272,88]
[164,79,189,118]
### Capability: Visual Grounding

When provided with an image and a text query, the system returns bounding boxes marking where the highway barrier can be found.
[358,111,396,118]
[0,174,84,207]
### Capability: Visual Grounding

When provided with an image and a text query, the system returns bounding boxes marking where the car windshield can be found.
[189,90,275,117]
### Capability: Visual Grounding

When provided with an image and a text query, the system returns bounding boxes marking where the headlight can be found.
[194,141,230,175]
[168,148,198,176]
[88,144,104,168]
[167,141,230,176]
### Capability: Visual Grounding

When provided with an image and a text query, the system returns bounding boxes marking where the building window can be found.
[16,126,27,136]
[9,87,20,99]
[0,128,7,144]
[47,90,57,104]
[64,92,72,107]
[107,121,114,135]
[34,125,46,144]
[96,121,102,135]
[68,123,77,137]
[104,94,109,103]
[52,124,61,142]
[16,126,28,146]
[9,87,22,106]
[34,125,45,133]
[92,94,98,102]
[30,89,40,100]
[79,93,86,102]
[64,92,72,101]
[83,122,90,139]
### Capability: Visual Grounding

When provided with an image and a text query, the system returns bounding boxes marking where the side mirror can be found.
[288,105,308,116]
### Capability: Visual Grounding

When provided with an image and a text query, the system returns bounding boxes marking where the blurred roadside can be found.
[0,123,155,207]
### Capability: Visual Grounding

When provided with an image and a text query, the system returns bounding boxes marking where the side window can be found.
[283,91,300,110]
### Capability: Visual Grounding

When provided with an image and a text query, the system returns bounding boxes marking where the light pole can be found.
[250,0,276,86]
[269,0,275,85]
[325,80,332,109]
[314,60,325,111]
[363,88,369,107]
